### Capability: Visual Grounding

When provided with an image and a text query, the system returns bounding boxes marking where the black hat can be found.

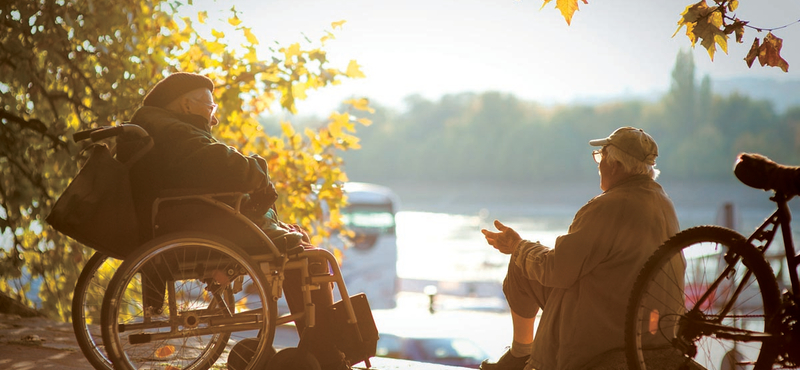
[142,72,214,108]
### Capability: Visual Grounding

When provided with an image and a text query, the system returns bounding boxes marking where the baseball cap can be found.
[589,127,658,165]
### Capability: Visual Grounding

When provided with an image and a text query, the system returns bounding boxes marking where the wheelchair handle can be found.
[72,127,103,142]
[73,124,149,143]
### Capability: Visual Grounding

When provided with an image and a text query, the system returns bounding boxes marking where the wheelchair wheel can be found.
[72,252,121,370]
[101,232,277,370]
[625,226,782,370]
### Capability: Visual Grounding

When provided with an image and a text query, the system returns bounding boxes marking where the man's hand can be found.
[481,220,522,255]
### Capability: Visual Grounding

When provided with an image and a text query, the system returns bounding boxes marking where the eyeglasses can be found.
[191,98,218,116]
[592,149,603,164]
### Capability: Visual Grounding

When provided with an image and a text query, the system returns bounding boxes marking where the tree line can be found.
[309,50,799,186]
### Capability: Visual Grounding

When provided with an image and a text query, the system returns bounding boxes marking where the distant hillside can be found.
[713,77,800,112]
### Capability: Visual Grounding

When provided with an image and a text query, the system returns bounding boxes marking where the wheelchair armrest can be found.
[148,191,284,258]
[152,190,246,224]
[157,188,245,199]
[286,245,305,257]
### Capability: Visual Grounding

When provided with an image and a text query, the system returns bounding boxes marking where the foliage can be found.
[541,0,792,71]
[1,0,367,320]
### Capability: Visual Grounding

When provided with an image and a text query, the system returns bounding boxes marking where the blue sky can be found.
[200,0,800,115]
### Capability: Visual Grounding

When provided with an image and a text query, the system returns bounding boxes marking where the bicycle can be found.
[625,153,800,370]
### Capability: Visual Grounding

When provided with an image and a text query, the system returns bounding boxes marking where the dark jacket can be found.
[125,106,277,240]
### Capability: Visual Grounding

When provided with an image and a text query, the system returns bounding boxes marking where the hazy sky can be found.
[212,0,800,115]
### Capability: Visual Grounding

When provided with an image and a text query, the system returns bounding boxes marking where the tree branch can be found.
[0,110,69,149]
[0,151,52,202]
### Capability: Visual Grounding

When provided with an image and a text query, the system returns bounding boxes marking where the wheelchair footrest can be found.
[321,293,379,366]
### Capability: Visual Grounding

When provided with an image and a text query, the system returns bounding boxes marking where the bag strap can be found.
[123,136,153,169]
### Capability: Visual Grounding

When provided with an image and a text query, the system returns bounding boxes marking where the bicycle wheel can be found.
[625,226,782,370]
[101,232,277,370]
[72,252,122,370]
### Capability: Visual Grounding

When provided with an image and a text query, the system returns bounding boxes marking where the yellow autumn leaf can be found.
[211,29,225,39]
[155,345,175,358]
[235,296,249,312]
[331,20,346,29]
[695,8,727,59]
[283,43,302,61]
[673,0,707,38]
[198,11,207,24]
[206,40,225,54]
[674,1,727,60]
[345,60,365,79]
[281,121,296,137]
[243,27,259,45]
[344,98,375,113]
[357,117,373,126]
[542,0,582,25]
[321,31,335,44]
[292,81,309,100]
[228,15,242,27]
[344,135,362,150]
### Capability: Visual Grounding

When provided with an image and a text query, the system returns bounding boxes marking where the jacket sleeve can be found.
[513,198,619,289]
[165,123,270,193]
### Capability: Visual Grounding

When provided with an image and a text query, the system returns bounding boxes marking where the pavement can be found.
[0,313,93,370]
[0,312,473,370]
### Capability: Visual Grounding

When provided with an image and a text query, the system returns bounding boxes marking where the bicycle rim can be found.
[625,226,781,370]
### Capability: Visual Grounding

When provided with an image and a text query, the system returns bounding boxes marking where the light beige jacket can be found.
[513,175,680,370]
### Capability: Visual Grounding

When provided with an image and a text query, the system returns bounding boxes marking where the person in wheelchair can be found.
[122,72,348,370]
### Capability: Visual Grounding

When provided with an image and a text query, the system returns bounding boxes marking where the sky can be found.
[197,0,800,115]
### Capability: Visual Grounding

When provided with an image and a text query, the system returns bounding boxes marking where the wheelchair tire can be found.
[72,252,121,370]
[101,231,277,370]
[228,337,276,370]
[267,347,321,370]
[625,226,782,370]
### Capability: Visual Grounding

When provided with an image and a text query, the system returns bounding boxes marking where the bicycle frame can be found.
[747,192,799,301]
[683,192,798,345]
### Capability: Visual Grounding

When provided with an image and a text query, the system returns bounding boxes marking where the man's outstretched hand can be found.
[481,220,522,255]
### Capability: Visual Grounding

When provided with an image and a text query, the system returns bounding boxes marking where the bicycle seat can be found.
[734,153,800,196]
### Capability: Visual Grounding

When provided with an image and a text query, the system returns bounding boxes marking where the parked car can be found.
[375,333,489,369]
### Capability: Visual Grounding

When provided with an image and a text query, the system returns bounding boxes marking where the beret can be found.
[142,72,214,108]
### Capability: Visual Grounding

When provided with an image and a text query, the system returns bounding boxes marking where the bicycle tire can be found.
[72,252,120,370]
[625,226,782,370]
[101,231,277,370]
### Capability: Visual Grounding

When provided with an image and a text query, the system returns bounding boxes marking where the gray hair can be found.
[163,88,210,112]
[605,145,660,180]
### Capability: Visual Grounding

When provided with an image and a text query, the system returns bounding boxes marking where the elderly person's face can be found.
[595,146,625,192]
[184,88,219,127]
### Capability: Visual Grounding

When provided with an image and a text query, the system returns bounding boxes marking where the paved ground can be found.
[0,313,470,370]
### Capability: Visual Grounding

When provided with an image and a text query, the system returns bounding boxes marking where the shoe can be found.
[480,349,529,370]
[317,349,351,370]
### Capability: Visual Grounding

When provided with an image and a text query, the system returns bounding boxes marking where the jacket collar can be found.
[134,106,211,133]
[606,174,653,192]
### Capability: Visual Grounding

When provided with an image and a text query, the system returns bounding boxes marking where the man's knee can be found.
[502,263,549,318]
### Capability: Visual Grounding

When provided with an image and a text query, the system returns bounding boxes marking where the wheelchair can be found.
[51,124,378,370]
